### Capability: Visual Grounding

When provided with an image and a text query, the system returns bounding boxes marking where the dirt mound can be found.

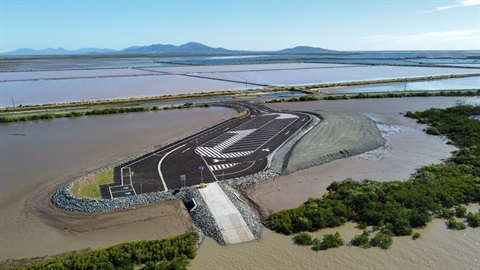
[278,110,384,174]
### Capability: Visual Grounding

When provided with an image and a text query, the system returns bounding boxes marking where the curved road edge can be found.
[269,111,321,174]
[50,103,248,212]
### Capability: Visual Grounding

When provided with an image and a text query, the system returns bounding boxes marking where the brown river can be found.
[1,97,479,269]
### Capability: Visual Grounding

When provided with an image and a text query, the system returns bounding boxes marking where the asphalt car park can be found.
[104,102,311,198]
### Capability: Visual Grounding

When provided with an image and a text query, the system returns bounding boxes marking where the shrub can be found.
[350,230,370,248]
[412,232,422,240]
[370,232,393,249]
[393,218,413,236]
[455,205,467,218]
[446,218,467,230]
[466,212,480,227]
[437,208,455,219]
[356,222,368,230]
[426,127,441,135]
[293,232,314,245]
[312,232,344,251]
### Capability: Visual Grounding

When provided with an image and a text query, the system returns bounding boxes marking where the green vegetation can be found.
[9,231,198,270]
[266,104,480,249]
[446,218,467,230]
[351,227,394,249]
[369,232,393,250]
[455,205,467,218]
[311,232,345,251]
[412,232,422,240]
[72,169,114,199]
[466,211,480,227]
[267,89,480,104]
[291,232,345,251]
[350,230,370,248]
[293,232,314,245]
[437,208,455,219]
[0,103,209,123]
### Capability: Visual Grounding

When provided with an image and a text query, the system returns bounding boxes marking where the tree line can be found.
[0,103,211,123]
[266,105,480,249]
[267,90,480,104]
[9,231,198,270]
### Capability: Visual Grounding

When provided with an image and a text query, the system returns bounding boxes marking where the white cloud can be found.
[360,29,480,50]
[436,0,480,11]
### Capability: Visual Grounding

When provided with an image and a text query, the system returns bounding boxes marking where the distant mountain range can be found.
[1,42,334,56]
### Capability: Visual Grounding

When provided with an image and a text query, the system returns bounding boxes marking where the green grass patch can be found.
[72,169,114,199]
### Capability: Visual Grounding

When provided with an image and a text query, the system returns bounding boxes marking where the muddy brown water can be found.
[1,97,479,268]
[190,96,480,270]
[191,213,479,270]
[0,107,235,261]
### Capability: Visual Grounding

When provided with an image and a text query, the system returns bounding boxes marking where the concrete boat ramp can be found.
[198,182,255,244]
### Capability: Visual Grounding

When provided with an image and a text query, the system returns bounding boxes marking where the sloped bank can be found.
[271,110,385,174]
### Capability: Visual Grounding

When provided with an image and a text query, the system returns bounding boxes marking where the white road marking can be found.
[158,144,186,191]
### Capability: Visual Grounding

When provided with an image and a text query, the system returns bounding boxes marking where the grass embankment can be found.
[266,105,480,251]
[72,169,114,199]
[3,231,198,270]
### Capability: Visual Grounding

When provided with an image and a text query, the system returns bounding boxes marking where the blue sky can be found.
[1,0,479,52]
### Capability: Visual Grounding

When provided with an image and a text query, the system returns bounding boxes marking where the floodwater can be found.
[336,76,480,93]
[190,96,480,270]
[191,215,479,270]
[0,107,235,204]
[0,107,236,261]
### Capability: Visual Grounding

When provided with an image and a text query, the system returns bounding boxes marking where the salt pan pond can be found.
[1,63,478,106]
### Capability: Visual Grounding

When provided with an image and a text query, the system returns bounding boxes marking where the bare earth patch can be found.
[280,110,384,174]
